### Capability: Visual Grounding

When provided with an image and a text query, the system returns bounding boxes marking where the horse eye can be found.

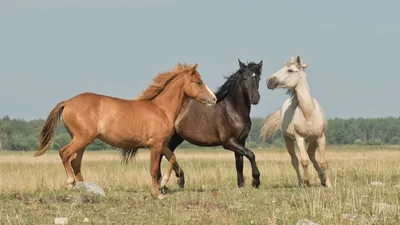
[288,69,294,73]
[197,81,202,85]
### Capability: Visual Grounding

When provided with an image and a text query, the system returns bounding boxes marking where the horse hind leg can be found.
[71,148,85,182]
[307,141,325,186]
[59,138,90,188]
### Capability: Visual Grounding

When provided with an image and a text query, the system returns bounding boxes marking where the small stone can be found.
[295,219,320,225]
[83,218,89,223]
[373,203,396,214]
[370,181,385,187]
[341,213,358,221]
[73,182,106,196]
[54,217,68,225]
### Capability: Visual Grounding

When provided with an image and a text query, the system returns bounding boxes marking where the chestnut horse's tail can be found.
[260,107,281,142]
[34,101,66,157]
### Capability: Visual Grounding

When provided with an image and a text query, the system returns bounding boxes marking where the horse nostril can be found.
[267,77,275,85]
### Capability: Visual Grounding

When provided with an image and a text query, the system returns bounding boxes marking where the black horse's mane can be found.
[214,62,261,102]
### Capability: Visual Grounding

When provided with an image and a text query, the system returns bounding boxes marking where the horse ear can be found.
[191,63,198,74]
[296,55,302,65]
[301,62,308,69]
[258,60,263,68]
[238,58,246,70]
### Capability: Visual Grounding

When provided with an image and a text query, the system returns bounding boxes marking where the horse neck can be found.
[151,77,186,122]
[294,74,314,121]
[226,83,251,119]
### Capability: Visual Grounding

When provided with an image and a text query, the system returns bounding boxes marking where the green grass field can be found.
[1,147,400,225]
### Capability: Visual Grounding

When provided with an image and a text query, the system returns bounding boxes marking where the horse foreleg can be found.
[157,153,185,191]
[149,145,163,198]
[167,132,185,188]
[159,146,176,189]
[316,134,332,188]
[224,139,260,188]
[234,139,246,188]
[294,134,310,187]
[284,136,302,187]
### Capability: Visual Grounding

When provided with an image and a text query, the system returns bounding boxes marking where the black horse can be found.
[157,59,263,189]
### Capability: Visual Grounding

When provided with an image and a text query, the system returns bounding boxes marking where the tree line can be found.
[0,115,399,151]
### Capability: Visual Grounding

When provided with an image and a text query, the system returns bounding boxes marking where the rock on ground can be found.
[373,202,396,214]
[54,217,68,225]
[73,182,106,196]
[295,219,320,225]
[370,181,385,187]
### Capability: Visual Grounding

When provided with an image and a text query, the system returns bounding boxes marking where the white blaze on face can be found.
[252,73,256,77]
[205,84,216,106]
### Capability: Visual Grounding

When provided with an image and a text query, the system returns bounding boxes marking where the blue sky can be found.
[0,0,399,120]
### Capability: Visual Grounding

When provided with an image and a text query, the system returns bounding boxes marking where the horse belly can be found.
[183,133,221,146]
[97,111,168,149]
[175,119,221,146]
[292,112,325,142]
[97,130,145,149]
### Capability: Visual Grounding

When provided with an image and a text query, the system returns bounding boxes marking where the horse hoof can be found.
[322,182,333,188]
[251,179,260,188]
[160,186,170,195]
[177,178,185,189]
[238,183,245,188]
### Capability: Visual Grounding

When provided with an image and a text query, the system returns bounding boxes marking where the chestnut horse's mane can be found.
[135,63,194,101]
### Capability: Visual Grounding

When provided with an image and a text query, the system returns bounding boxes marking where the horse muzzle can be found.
[266,77,277,90]
[204,97,217,107]
[250,93,260,105]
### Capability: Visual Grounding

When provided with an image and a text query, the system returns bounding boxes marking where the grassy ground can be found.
[0,147,400,225]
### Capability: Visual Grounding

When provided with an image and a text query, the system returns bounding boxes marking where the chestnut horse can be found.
[156,59,263,189]
[34,63,217,198]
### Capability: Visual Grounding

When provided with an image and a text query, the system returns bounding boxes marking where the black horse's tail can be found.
[117,148,139,164]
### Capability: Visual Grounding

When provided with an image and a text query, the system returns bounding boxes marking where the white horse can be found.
[261,56,332,187]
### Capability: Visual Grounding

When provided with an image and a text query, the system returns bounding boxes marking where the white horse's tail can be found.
[260,108,281,142]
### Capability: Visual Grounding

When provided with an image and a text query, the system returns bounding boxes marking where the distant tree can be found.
[0,122,12,150]
[1,115,400,150]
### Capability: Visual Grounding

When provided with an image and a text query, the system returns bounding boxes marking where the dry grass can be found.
[1,147,400,224]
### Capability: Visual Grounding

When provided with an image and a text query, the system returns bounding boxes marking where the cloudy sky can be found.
[0,0,399,120]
